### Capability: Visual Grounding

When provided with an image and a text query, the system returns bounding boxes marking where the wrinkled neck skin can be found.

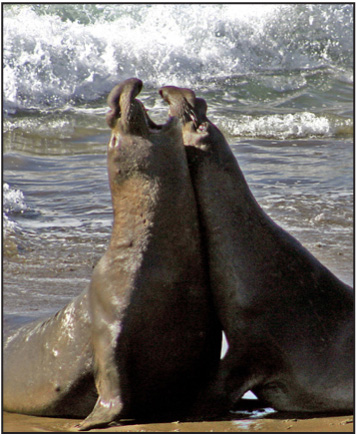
[106,111,181,252]
[107,142,149,253]
[106,127,150,252]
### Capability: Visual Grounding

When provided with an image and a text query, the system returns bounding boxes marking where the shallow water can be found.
[3,132,353,316]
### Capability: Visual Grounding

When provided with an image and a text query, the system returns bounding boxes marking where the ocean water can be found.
[3,4,353,318]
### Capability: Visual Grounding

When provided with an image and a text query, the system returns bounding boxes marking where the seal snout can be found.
[159,86,196,122]
[106,78,147,135]
[159,86,208,130]
[107,79,180,138]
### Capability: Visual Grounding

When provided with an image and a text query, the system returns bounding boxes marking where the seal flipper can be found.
[75,396,123,431]
[191,338,266,418]
[75,258,125,431]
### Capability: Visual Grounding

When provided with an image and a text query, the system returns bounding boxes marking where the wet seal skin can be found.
[160,86,353,416]
[4,291,97,418]
[76,79,221,430]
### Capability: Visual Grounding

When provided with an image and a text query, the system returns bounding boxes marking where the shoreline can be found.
[3,411,353,433]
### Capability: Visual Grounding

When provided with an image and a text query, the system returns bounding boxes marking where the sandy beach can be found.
[3,411,354,433]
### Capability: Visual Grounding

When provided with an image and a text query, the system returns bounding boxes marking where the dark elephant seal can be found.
[160,86,353,414]
[77,78,221,430]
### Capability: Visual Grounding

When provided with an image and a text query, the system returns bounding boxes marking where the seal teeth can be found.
[188,108,198,127]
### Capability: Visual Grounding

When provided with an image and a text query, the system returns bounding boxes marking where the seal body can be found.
[3,291,97,417]
[77,79,221,430]
[160,86,353,414]
[3,80,221,428]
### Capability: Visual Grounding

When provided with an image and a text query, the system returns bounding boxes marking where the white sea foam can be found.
[3,116,76,137]
[3,183,28,236]
[3,183,28,214]
[221,112,353,139]
[3,4,353,111]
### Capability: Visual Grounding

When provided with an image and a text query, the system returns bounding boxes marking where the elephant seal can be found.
[4,291,97,417]
[160,86,354,414]
[3,80,221,430]
[76,78,221,430]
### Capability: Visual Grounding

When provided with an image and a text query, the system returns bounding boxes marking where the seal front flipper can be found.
[75,392,123,431]
[75,399,122,431]
[75,259,124,431]
[191,336,268,418]
[191,362,252,418]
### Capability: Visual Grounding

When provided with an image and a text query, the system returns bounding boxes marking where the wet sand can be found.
[3,411,353,433]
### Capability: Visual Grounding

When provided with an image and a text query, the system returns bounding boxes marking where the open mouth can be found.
[138,100,163,133]
[106,78,165,136]
[106,78,143,129]
[106,79,206,137]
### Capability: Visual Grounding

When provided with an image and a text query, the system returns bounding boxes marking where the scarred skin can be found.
[77,79,221,430]
[3,80,221,431]
[160,85,353,416]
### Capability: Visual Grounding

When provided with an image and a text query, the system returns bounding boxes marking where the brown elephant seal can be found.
[76,78,221,430]
[160,86,353,415]
[4,291,97,417]
[3,79,221,430]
